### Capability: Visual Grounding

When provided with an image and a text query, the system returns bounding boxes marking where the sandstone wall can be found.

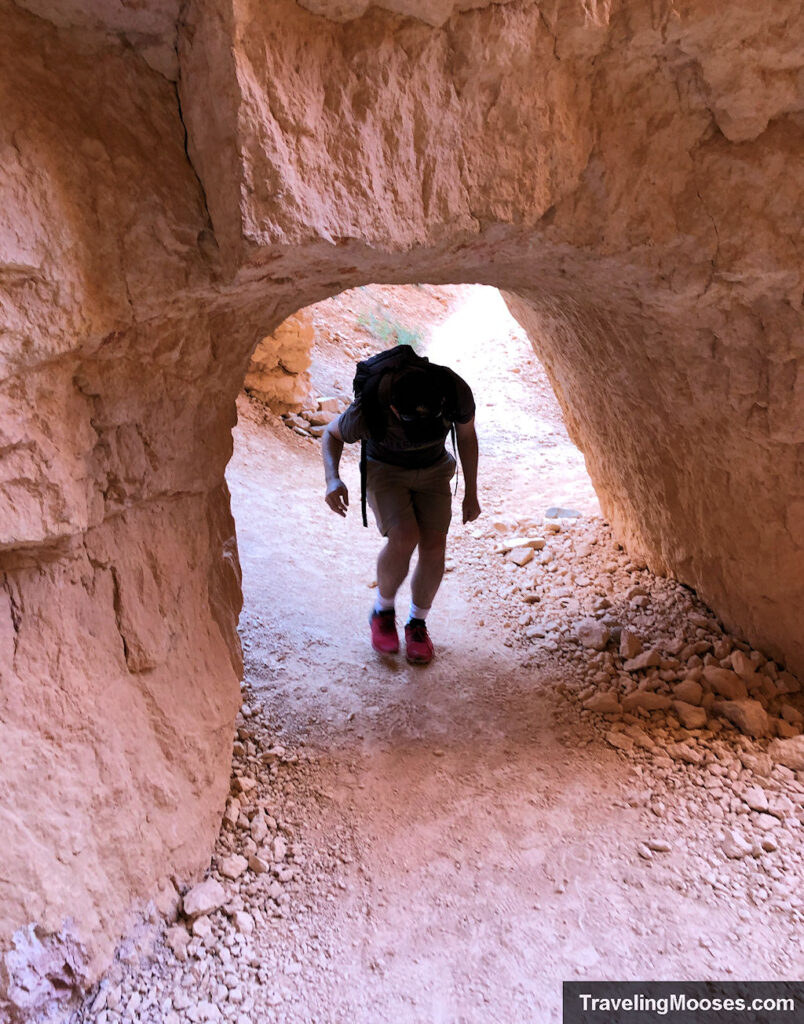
[1,0,802,1015]
[0,5,247,1016]
[179,0,803,672]
[244,311,315,413]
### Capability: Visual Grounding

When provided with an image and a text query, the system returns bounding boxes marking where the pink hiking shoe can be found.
[404,618,434,665]
[370,609,399,655]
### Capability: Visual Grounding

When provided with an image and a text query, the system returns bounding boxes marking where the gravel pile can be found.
[454,508,804,921]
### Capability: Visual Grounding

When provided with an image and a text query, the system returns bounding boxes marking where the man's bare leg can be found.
[376,521,420,604]
[410,527,448,611]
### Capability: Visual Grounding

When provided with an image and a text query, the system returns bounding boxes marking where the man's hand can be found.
[325,479,349,517]
[462,493,481,524]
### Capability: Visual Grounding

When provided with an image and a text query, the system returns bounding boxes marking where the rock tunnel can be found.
[1,0,802,1012]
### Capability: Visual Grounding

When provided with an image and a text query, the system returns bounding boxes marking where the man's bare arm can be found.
[455,418,481,523]
[322,420,349,516]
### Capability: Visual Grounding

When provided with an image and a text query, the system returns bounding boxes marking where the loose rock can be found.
[622,691,671,712]
[722,830,751,859]
[576,619,610,651]
[219,854,249,880]
[767,735,804,771]
[583,691,621,714]
[742,786,768,813]
[673,679,703,705]
[623,649,662,672]
[606,731,635,752]
[666,743,704,765]
[703,667,748,701]
[713,699,771,738]
[507,546,534,567]
[183,879,227,920]
[619,629,642,660]
[672,700,707,730]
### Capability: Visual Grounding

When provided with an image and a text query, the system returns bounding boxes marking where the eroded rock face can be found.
[1,0,802,1013]
[1,4,246,1014]
[244,312,314,413]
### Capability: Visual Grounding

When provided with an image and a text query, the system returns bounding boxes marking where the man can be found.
[322,347,480,665]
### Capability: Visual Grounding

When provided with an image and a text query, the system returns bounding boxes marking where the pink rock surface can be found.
[1,0,803,1013]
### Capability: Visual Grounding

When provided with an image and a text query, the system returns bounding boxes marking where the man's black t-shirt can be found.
[338,365,475,469]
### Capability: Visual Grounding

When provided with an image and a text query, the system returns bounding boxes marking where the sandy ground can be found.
[73,286,802,1024]
[226,288,801,1020]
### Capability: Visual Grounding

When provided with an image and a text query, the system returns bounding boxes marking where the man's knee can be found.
[417,529,448,557]
[386,521,420,554]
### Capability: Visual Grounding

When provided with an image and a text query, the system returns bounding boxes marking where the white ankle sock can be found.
[408,601,430,623]
[374,589,395,614]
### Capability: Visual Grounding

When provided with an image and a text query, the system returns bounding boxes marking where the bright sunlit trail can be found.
[423,284,600,517]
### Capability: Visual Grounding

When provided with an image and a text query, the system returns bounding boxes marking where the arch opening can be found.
[1,0,803,1015]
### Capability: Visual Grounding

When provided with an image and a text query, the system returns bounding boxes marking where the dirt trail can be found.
[227,289,800,1020]
[74,287,802,1024]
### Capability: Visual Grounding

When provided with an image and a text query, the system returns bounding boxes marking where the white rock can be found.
[690,614,719,632]
[223,798,241,827]
[192,915,213,938]
[776,671,801,695]
[722,830,751,859]
[183,879,226,919]
[165,925,191,960]
[766,794,795,820]
[767,735,804,771]
[233,911,254,935]
[742,786,768,813]
[507,546,534,567]
[273,835,288,861]
[90,988,108,1013]
[623,724,655,749]
[251,815,269,843]
[247,854,270,875]
[306,409,337,426]
[193,999,222,1022]
[666,742,704,765]
[495,535,546,553]
[219,854,249,880]
[154,879,182,922]
[576,619,610,651]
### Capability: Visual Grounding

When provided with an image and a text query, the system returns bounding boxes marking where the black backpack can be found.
[352,345,458,526]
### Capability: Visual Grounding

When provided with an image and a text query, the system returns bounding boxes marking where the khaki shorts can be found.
[366,451,457,537]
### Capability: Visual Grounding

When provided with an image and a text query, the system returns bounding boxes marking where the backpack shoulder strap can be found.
[360,439,368,528]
